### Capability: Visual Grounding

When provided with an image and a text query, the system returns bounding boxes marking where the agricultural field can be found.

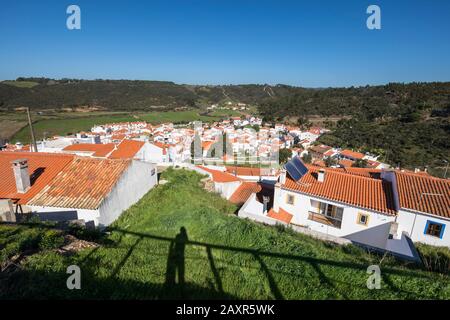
[4,110,228,144]
[0,169,448,299]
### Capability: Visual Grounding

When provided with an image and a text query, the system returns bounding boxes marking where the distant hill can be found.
[1,78,448,174]
[0,78,291,111]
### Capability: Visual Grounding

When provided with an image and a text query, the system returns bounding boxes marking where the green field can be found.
[2,80,40,88]
[1,169,448,299]
[9,110,224,143]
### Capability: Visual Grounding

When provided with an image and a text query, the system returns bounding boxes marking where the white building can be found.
[239,157,449,260]
[0,152,157,228]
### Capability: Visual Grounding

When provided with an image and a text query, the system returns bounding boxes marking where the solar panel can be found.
[292,157,309,176]
[285,161,302,181]
[285,157,309,181]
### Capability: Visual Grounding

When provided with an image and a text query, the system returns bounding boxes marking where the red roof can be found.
[28,157,131,210]
[0,152,74,204]
[338,159,354,168]
[340,149,365,160]
[108,139,145,159]
[229,182,262,205]
[225,166,262,176]
[63,143,115,157]
[197,166,240,183]
[395,171,450,218]
[267,207,293,224]
[283,165,396,215]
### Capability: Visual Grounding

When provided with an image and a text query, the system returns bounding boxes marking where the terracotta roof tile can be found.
[340,149,365,160]
[267,207,293,224]
[229,182,262,205]
[395,171,450,218]
[0,152,74,204]
[283,165,396,215]
[108,139,145,159]
[225,166,262,176]
[63,143,115,157]
[28,157,131,210]
[197,166,240,183]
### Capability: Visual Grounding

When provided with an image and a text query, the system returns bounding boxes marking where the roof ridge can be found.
[306,165,382,182]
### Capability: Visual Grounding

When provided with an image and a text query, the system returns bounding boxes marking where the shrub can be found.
[417,243,450,275]
[38,230,65,250]
[67,223,102,242]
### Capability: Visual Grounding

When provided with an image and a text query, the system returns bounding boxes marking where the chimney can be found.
[318,169,325,183]
[279,169,286,184]
[11,159,31,193]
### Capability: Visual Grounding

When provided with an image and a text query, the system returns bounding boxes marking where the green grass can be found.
[11,110,223,143]
[1,169,449,299]
[2,80,39,88]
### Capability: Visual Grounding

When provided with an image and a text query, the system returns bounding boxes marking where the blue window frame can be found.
[424,220,446,239]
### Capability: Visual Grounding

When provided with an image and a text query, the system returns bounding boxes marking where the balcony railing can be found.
[308,211,342,229]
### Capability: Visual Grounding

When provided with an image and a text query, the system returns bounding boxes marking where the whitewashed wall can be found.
[28,205,100,225]
[98,160,157,227]
[396,210,450,247]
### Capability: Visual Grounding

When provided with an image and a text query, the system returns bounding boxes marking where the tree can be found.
[324,157,338,167]
[279,148,292,165]
[301,153,312,164]
[352,159,368,168]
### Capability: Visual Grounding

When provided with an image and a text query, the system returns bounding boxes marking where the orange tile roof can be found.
[197,166,240,183]
[283,165,396,215]
[338,159,354,168]
[229,182,262,205]
[201,141,214,150]
[0,152,74,204]
[225,166,262,176]
[334,167,381,179]
[395,171,450,218]
[108,139,145,159]
[340,149,365,160]
[63,143,116,157]
[28,157,131,210]
[267,207,293,224]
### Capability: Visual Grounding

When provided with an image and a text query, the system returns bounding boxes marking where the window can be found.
[424,221,445,239]
[286,194,295,205]
[357,213,369,226]
[308,201,343,229]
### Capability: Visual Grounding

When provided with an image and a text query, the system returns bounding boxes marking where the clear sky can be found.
[1,0,449,87]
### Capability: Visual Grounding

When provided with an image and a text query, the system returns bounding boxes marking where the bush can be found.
[417,243,450,275]
[38,230,65,250]
[67,223,102,242]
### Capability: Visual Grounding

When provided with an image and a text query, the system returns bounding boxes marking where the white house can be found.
[0,152,157,228]
[238,157,450,260]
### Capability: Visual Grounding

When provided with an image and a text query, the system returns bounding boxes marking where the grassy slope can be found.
[10,110,222,143]
[1,169,449,299]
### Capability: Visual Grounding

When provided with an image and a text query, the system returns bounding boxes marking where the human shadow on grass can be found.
[107,227,439,300]
[2,223,438,299]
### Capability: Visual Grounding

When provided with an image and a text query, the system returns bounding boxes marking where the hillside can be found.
[0,169,448,299]
[1,78,449,173]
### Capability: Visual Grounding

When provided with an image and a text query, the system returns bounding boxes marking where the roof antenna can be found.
[26,107,38,152]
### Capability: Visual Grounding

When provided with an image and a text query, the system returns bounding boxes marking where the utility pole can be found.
[26,107,38,152]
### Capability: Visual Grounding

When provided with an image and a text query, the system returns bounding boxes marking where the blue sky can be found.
[1,0,449,87]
